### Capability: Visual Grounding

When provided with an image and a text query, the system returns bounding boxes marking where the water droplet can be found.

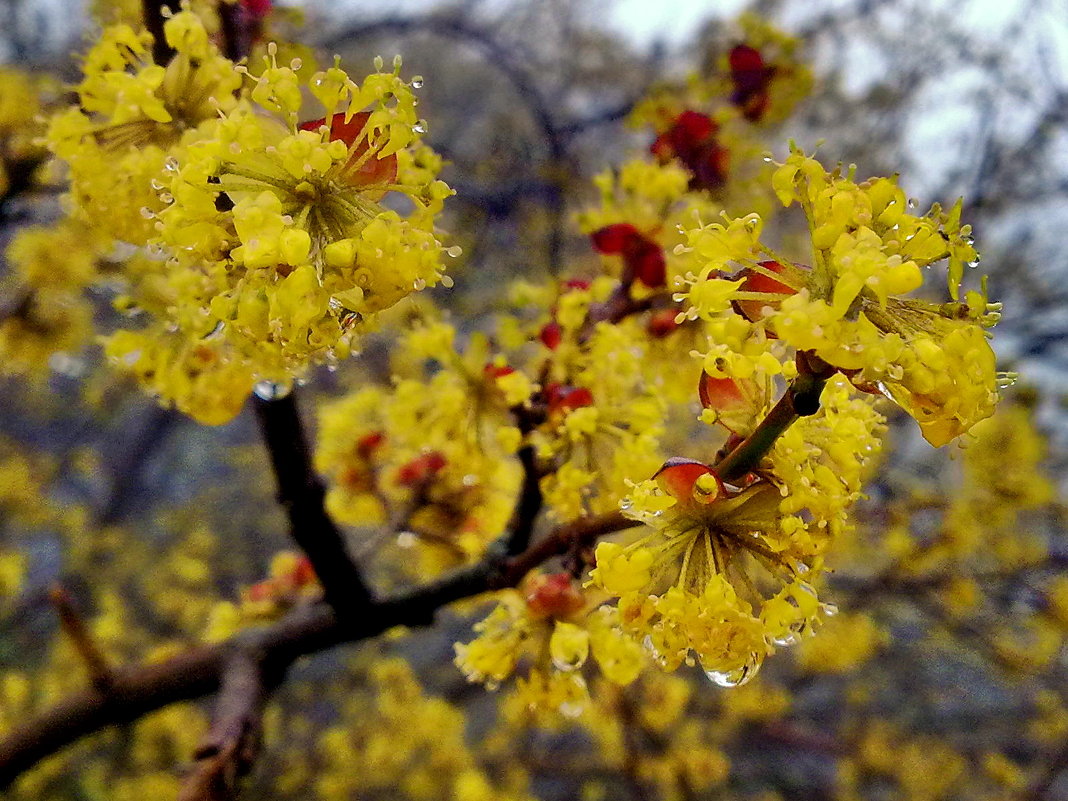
[552,653,583,672]
[559,699,584,718]
[445,245,462,258]
[771,631,801,647]
[704,659,759,687]
[619,498,633,510]
[820,602,839,617]
[164,157,179,172]
[412,278,427,291]
[253,380,293,401]
[139,207,156,220]
[411,76,424,88]
[413,120,427,134]
[441,275,455,288]
[290,58,303,70]
[462,473,479,487]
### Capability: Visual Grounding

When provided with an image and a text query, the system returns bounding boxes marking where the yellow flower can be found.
[678,148,1002,446]
[47,11,241,244]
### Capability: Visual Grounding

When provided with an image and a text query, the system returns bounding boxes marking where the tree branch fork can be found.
[0,476,634,792]
[0,345,832,794]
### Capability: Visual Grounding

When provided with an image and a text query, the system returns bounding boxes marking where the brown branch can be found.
[178,650,274,801]
[503,404,546,556]
[585,286,667,333]
[142,0,176,65]
[0,511,637,788]
[503,442,543,556]
[252,393,373,620]
[216,1,247,63]
[47,583,114,693]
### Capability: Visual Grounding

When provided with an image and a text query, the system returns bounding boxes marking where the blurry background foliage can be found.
[1,1,1068,800]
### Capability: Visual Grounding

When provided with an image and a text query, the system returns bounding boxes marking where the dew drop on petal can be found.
[552,653,583,672]
[771,632,801,647]
[703,659,759,687]
[411,76,424,88]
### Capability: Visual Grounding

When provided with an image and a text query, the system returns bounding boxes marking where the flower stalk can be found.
[714,354,833,483]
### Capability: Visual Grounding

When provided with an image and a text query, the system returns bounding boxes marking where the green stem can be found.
[714,364,829,483]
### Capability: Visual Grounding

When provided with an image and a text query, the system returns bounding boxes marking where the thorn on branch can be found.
[47,583,114,693]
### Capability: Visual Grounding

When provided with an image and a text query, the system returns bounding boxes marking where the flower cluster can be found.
[315,658,536,801]
[45,9,453,423]
[674,147,1003,446]
[454,572,646,721]
[589,379,883,686]
[316,319,523,576]
[0,67,48,201]
[1,219,109,379]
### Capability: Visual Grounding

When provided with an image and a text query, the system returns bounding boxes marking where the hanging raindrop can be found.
[253,380,293,401]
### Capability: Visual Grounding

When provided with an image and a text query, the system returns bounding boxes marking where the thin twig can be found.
[47,584,114,692]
